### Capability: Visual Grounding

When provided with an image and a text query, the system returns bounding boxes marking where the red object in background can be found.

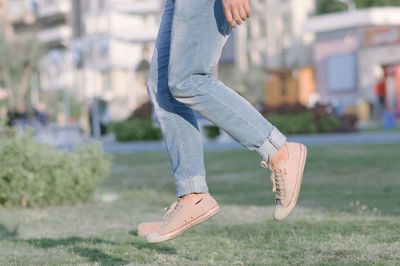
[383,65,400,113]
[397,67,400,113]
[374,80,386,97]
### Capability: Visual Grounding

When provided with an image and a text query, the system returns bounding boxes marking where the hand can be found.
[222,0,251,28]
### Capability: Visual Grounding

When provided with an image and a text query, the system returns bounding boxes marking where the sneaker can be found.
[261,142,307,221]
[137,222,163,237]
[146,193,220,243]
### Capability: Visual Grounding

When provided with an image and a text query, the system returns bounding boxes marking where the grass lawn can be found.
[1,143,400,265]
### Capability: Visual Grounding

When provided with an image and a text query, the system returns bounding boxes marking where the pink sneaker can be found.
[261,142,307,221]
[146,193,220,243]
[137,222,163,237]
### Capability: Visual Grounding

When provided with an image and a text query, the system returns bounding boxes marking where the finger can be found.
[231,6,242,25]
[224,7,235,27]
[244,0,251,18]
[239,5,247,21]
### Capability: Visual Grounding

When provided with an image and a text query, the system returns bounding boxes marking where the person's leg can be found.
[141,0,220,242]
[166,0,306,222]
[144,0,307,243]
[147,0,208,197]
[168,0,287,162]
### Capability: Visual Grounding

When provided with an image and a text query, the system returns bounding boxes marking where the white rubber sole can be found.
[146,205,220,243]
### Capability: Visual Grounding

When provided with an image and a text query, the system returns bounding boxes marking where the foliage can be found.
[110,118,162,142]
[0,131,111,207]
[317,0,400,14]
[267,112,318,135]
[204,126,221,139]
[353,0,400,8]
[317,0,348,14]
[267,111,341,135]
[261,103,346,135]
[0,36,42,111]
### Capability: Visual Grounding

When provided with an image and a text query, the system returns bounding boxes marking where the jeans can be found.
[147,0,287,197]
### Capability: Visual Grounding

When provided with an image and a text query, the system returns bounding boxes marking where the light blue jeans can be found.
[147,0,287,197]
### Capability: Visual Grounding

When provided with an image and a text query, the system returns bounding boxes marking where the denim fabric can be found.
[147,0,287,197]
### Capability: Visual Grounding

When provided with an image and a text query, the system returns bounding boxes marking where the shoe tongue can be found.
[270,161,284,170]
[273,156,289,168]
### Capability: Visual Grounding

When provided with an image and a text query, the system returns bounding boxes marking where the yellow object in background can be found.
[265,67,316,107]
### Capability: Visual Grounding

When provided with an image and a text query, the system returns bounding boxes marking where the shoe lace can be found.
[163,199,182,224]
[261,160,287,200]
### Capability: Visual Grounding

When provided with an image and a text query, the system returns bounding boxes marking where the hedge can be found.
[110,118,162,142]
[0,131,111,207]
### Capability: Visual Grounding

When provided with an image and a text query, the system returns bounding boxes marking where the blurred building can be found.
[0,0,39,115]
[0,0,162,125]
[0,0,75,92]
[35,0,75,95]
[265,0,316,69]
[2,0,317,123]
[82,0,161,120]
[11,0,162,123]
[0,0,37,40]
[219,0,316,108]
[222,0,315,70]
[0,0,7,35]
[305,7,400,121]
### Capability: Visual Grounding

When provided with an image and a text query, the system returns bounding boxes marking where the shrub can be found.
[316,113,341,133]
[0,131,111,207]
[110,118,162,142]
[337,113,358,132]
[204,126,220,139]
[268,112,320,135]
[261,103,356,134]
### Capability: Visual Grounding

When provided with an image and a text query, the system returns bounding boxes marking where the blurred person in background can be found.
[375,76,386,117]
[89,98,110,137]
[139,0,308,243]
[33,103,48,127]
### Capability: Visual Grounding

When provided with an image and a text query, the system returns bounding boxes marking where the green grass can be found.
[1,144,400,265]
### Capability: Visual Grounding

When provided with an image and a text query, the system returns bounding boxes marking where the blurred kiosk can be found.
[305,8,400,124]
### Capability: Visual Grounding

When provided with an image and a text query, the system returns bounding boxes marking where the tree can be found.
[354,0,400,8]
[0,36,42,112]
[317,0,400,14]
[317,0,348,14]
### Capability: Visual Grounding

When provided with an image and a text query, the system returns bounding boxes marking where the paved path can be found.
[102,131,400,154]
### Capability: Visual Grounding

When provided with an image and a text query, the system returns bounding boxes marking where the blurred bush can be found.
[267,112,319,134]
[111,102,357,141]
[0,130,111,207]
[110,118,162,142]
[204,125,220,139]
[260,103,357,135]
[337,113,358,132]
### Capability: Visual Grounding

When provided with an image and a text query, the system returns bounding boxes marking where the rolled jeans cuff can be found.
[256,127,287,160]
[175,175,209,197]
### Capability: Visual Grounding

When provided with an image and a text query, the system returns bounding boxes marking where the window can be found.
[99,36,109,56]
[326,53,357,92]
[101,71,111,91]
